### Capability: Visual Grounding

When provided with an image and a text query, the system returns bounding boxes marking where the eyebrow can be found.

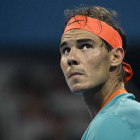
[59,38,95,50]
[77,39,94,44]
[59,41,67,50]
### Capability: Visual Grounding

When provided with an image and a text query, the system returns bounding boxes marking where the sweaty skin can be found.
[60,29,124,118]
[60,29,111,94]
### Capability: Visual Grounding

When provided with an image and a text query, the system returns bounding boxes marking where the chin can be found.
[69,85,88,95]
[69,81,103,95]
[71,89,83,95]
[68,80,94,95]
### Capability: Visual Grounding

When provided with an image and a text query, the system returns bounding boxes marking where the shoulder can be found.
[101,93,140,130]
[82,93,140,140]
[112,93,140,131]
[82,114,136,140]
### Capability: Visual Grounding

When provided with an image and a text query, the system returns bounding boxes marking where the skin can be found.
[60,29,125,119]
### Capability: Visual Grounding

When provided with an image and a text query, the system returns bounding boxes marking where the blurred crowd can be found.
[0,56,90,140]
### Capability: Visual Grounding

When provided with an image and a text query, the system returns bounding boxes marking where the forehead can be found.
[61,29,101,43]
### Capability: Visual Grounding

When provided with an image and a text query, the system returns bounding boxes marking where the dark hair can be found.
[63,5,126,81]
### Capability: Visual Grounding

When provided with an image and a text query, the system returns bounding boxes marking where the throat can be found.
[82,88,104,119]
[81,82,125,120]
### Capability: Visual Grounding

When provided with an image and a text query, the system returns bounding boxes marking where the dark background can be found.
[0,0,140,140]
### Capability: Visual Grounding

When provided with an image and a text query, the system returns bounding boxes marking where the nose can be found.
[67,48,79,66]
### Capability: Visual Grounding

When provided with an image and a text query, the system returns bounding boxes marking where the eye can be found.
[62,47,70,54]
[82,44,92,50]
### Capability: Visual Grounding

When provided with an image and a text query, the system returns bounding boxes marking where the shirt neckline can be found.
[99,89,127,112]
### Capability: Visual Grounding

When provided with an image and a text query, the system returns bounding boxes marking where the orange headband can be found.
[62,15,133,84]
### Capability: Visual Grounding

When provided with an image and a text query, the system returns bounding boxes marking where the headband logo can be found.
[68,20,84,26]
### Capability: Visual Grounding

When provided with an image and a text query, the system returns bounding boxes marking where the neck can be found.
[82,80,124,120]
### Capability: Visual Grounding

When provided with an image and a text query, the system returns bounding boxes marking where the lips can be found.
[68,72,83,78]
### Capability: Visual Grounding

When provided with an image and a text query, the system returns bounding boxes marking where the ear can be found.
[110,47,124,67]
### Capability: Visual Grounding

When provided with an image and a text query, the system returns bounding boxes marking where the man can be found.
[59,6,140,140]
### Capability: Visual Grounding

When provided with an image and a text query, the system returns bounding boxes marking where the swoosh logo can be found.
[68,20,84,26]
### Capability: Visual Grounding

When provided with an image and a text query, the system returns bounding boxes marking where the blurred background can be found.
[0,0,140,140]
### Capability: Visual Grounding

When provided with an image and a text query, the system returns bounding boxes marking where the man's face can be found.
[60,29,111,95]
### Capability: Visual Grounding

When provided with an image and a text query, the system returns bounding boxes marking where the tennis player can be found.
[60,6,140,140]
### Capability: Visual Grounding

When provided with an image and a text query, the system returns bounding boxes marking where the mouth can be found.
[68,72,83,78]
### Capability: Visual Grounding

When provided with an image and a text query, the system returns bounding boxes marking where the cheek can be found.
[85,50,101,68]
[60,57,67,74]
[85,50,110,76]
[86,49,101,61]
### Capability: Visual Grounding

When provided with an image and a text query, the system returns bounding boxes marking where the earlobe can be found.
[111,47,124,67]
